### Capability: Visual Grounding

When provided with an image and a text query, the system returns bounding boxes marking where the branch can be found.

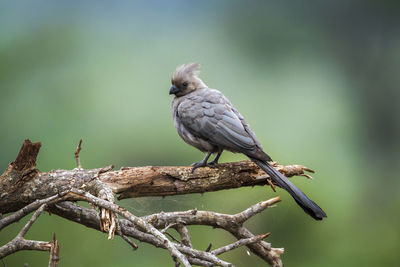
[0,205,51,259]
[175,224,192,248]
[67,189,192,267]
[100,161,314,200]
[0,139,319,266]
[0,139,313,214]
[211,233,270,256]
[50,201,222,266]
[0,193,64,230]
[49,200,279,266]
[142,197,282,266]
[74,139,83,169]
[49,233,59,267]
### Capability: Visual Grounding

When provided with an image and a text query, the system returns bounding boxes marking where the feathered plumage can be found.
[169,63,327,220]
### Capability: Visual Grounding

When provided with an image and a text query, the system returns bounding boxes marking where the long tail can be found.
[249,157,327,220]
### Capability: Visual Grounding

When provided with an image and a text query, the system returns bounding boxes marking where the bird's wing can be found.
[177,89,259,152]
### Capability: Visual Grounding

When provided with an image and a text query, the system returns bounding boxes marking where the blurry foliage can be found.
[0,1,399,266]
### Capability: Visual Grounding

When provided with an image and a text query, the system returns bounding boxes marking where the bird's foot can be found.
[191,161,207,173]
[206,161,219,168]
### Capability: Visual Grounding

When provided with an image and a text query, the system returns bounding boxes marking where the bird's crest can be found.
[172,63,201,83]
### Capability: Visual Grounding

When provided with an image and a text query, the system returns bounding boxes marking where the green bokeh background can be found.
[1,1,399,266]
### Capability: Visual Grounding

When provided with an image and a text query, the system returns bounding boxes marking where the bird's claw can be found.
[191,161,207,173]
[206,161,219,168]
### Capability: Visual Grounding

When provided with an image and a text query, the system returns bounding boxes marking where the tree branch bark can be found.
[0,139,316,266]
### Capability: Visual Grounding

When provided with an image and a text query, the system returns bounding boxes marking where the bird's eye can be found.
[182,82,188,87]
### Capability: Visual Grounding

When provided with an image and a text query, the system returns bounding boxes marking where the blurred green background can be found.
[1,1,399,266]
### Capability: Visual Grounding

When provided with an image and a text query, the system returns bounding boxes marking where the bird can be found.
[169,63,327,220]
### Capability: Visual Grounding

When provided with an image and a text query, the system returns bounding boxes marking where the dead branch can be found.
[102,160,313,200]
[175,224,192,248]
[0,139,318,266]
[49,233,59,267]
[0,193,66,230]
[74,139,83,169]
[0,204,51,258]
[0,159,313,214]
[211,234,270,256]
[49,201,233,266]
[67,188,192,267]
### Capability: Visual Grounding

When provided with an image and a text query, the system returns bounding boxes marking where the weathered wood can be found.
[0,140,42,213]
[0,161,312,214]
[101,161,313,199]
[0,139,316,267]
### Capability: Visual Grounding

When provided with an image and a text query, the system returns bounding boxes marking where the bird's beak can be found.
[169,85,179,95]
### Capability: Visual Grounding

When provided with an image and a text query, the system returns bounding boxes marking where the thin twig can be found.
[186,256,213,267]
[187,256,215,267]
[266,178,276,192]
[98,165,114,174]
[212,233,270,255]
[165,232,181,244]
[74,139,82,169]
[117,219,138,250]
[234,197,281,224]
[0,193,67,231]
[177,245,233,267]
[161,223,178,233]
[175,225,192,248]
[48,233,59,267]
[17,204,47,238]
[117,230,138,250]
[0,205,51,259]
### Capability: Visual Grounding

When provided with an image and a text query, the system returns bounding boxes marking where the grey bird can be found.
[169,63,327,220]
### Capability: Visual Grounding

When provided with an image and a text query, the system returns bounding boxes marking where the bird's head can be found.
[169,63,207,97]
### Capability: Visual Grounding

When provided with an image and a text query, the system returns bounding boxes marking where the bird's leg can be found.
[191,152,212,173]
[207,152,222,168]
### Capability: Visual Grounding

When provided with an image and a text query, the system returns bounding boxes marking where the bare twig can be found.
[161,223,178,233]
[98,165,114,174]
[0,205,51,259]
[212,233,270,255]
[266,178,276,192]
[116,219,138,250]
[177,245,232,267]
[0,193,66,231]
[74,139,82,169]
[74,140,117,241]
[234,197,281,224]
[117,230,138,250]
[75,140,117,240]
[48,233,59,267]
[18,205,47,238]
[186,256,213,266]
[175,225,192,248]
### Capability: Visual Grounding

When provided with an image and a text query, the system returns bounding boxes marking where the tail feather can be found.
[250,157,327,220]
